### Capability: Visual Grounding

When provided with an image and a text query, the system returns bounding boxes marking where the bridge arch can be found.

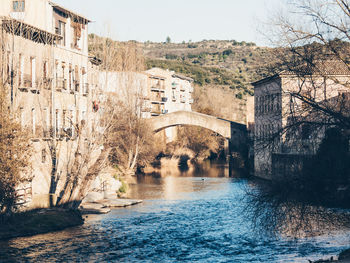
[148,111,233,138]
[147,111,248,172]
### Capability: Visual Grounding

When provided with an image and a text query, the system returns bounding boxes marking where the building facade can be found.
[146,67,194,141]
[252,60,350,179]
[0,0,98,208]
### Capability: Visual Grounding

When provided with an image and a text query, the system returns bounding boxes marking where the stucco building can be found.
[0,0,98,207]
[145,67,194,141]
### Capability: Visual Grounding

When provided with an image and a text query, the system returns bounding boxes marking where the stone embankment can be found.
[78,167,143,214]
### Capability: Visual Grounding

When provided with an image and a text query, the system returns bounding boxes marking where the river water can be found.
[1,162,350,262]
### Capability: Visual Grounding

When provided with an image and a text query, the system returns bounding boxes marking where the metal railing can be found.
[56,78,67,91]
[74,80,80,92]
[83,83,89,96]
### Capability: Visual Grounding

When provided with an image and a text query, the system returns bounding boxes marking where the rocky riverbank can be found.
[0,209,84,241]
[80,197,143,214]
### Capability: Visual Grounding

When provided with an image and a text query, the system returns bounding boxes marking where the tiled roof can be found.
[282,59,350,76]
[252,59,350,86]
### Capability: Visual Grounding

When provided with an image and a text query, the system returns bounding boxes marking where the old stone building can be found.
[252,59,350,179]
[0,0,98,207]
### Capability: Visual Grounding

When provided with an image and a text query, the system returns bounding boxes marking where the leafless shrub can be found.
[243,179,350,238]
[0,87,31,215]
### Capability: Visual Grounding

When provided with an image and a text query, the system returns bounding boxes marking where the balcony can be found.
[19,74,40,94]
[180,86,186,91]
[43,128,54,140]
[19,74,31,92]
[151,84,165,92]
[83,83,89,96]
[189,99,194,104]
[172,82,178,89]
[56,78,67,91]
[150,93,165,104]
[189,86,194,93]
[74,80,80,93]
[42,78,53,89]
[161,97,168,102]
[151,110,161,115]
[161,109,168,114]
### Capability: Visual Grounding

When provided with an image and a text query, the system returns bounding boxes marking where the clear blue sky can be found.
[53,0,284,46]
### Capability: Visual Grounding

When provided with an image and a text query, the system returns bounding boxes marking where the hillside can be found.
[144,40,279,95]
[89,35,281,122]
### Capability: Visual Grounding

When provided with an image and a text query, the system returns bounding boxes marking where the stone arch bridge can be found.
[147,111,247,159]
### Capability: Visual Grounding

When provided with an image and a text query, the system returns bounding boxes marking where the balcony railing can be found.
[42,78,53,89]
[151,84,165,91]
[20,74,32,91]
[43,128,54,140]
[56,78,67,91]
[74,80,80,93]
[83,83,89,96]
[151,108,161,115]
[150,93,163,103]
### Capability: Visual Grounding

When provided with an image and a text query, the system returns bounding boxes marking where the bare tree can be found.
[0,25,32,214]
[245,0,350,237]
[89,34,159,176]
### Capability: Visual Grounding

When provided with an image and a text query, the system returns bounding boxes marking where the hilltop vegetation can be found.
[144,40,279,95]
[89,35,281,122]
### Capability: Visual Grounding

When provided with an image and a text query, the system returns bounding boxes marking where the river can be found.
[0,161,350,262]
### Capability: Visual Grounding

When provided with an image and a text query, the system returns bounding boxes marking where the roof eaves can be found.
[49,1,91,23]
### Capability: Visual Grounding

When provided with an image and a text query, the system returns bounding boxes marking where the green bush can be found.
[236,92,243,99]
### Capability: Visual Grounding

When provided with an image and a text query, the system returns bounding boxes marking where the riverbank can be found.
[311,249,350,262]
[0,208,84,241]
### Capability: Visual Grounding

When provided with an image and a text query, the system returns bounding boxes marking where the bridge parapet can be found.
[148,111,240,138]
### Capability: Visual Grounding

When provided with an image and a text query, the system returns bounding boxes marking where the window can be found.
[71,22,82,49]
[20,107,24,128]
[30,57,36,88]
[76,110,79,126]
[19,54,24,86]
[69,65,72,91]
[62,110,66,129]
[43,61,47,80]
[42,149,46,163]
[55,109,60,134]
[74,66,80,92]
[56,21,66,46]
[301,124,311,140]
[31,108,35,135]
[12,1,25,12]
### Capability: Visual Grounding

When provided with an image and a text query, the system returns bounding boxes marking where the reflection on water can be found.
[128,161,230,200]
[0,161,350,262]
